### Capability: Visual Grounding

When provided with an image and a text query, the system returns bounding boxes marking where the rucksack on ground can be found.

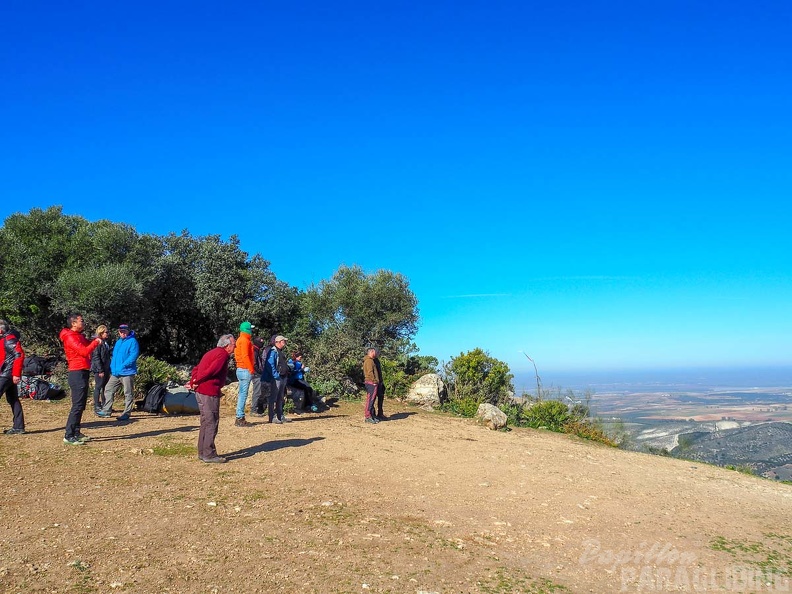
[142,384,168,413]
[19,376,65,400]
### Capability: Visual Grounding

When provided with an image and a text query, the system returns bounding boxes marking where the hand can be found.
[98,372,104,378]
[13,376,20,385]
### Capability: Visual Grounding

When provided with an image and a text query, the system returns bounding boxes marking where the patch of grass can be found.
[478,567,569,593]
[710,533,792,576]
[151,435,196,457]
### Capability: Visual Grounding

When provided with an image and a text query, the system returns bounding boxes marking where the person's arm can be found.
[124,339,140,368]
[66,332,100,357]
[9,335,24,383]
[268,349,280,379]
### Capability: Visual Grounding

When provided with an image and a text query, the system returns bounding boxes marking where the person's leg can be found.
[72,371,89,436]
[235,368,251,419]
[1,378,25,431]
[65,371,85,439]
[206,395,221,458]
[92,373,103,412]
[276,378,287,420]
[267,380,277,422]
[100,375,121,415]
[196,393,212,459]
[377,382,386,418]
[120,376,135,416]
[364,383,377,420]
[250,373,262,414]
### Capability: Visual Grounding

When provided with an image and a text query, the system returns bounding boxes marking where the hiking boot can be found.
[4,428,25,435]
[251,412,265,417]
[75,433,92,442]
[280,416,291,423]
[235,417,252,427]
[63,436,86,445]
[272,417,283,424]
[201,456,227,464]
[117,413,130,422]
[376,414,388,421]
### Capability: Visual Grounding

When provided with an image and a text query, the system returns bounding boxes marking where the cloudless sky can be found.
[2,1,791,377]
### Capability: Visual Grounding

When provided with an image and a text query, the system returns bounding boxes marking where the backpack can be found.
[276,349,290,377]
[255,346,272,375]
[19,376,65,400]
[142,384,168,413]
[22,355,48,376]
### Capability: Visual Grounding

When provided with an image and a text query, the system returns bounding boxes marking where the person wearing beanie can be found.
[233,321,255,427]
[99,324,140,422]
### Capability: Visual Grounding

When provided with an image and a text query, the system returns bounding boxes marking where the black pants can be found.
[0,377,25,430]
[92,371,109,411]
[268,378,286,421]
[376,382,385,417]
[65,370,89,439]
[289,379,315,407]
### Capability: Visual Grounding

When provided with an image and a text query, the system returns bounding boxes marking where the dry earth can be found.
[1,397,791,593]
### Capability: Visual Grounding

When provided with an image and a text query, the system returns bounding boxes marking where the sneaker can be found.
[200,456,227,464]
[75,433,92,442]
[310,405,319,413]
[251,412,266,417]
[364,417,379,424]
[96,411,111,418]
[235,417,252,427]
[117,413,130,422]
[272,417,283,424]
[4,428,25,435]
[376,414,388,421]
[63,436,86,445]
[280,416,291,423]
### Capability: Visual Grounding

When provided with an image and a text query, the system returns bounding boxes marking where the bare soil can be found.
[1,397,791,593]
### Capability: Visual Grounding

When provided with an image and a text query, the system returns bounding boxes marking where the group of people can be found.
[1,315,140,442]
[2,316,387,465]
[190,324,324,463]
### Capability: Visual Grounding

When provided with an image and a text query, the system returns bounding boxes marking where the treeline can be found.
[0,207,435,395]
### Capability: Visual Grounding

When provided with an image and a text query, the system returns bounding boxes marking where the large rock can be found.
[476,403,507,430]
[220,381,239,407]
[405,373,444,407]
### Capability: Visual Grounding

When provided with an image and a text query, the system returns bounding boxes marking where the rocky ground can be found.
[1,396,791,593]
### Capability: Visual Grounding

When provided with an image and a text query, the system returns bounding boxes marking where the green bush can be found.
[440,397,480,418]
[135,355,183,397]
[523,399,571,431]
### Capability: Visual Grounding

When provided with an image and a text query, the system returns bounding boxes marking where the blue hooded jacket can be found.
[110,331,140,376]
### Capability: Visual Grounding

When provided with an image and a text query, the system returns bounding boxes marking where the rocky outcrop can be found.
[405,373,444,407]
[476,403,507,430]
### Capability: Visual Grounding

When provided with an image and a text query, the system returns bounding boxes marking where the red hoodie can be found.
[59,328,100,371]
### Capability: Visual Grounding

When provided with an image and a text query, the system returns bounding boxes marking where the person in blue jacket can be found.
[98,324,140,421]
[261,335,290,424]
[287,352,318,412]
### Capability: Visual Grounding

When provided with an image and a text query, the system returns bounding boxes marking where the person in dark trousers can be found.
[362,347,380,424]
[373,348,387,421]
[90,325,111,417]
[0,319,26,435]
[287,352,318,412]
[262,335,290,424]
[59,314,102,445]
[190,334,236,463]
[250,336,266,416]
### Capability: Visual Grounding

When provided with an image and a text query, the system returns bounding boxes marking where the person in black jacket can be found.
[0,319,26,434]
[90,325,111,417]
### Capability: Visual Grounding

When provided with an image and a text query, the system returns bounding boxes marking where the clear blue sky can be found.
[2,1,791,376]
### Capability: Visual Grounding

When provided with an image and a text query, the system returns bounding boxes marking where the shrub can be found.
[523,399,571,431]
[135,355,183,397]
[440,397,480,418]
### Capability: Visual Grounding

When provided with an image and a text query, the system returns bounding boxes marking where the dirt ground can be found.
[1,396,791,593]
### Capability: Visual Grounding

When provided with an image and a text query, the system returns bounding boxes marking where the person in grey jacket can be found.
[90,325,111,417]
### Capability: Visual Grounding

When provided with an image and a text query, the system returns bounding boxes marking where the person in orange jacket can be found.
[233,321,255,427]
[59,313,102,445]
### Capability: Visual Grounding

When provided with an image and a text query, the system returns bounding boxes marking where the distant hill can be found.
[672,421,792,478]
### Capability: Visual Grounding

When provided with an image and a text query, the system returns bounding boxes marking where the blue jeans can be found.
[235,368,252,419]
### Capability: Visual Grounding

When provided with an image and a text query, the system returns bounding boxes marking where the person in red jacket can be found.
[0,319,26,434]
[59,314,102,445]
[190,334,236,463]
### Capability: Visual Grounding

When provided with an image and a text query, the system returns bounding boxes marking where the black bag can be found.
[22,355,48,376]
[142,384,168,413]
[255,346,272,375]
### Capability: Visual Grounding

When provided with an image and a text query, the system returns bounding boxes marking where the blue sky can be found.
[2,1,791,376]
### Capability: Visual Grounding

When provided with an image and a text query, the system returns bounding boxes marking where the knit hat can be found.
[240,321,253,334]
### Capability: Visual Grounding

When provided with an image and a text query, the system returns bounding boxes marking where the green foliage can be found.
[443,348,513,405]
[295,265,421,395]
[523,399,571,431]
[135,356,184,396]
[440,396,481,418]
